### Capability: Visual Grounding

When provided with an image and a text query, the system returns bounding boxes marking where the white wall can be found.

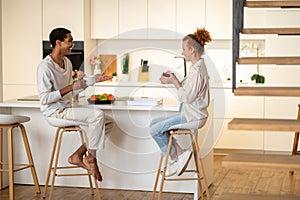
[1,0,42,101]
[0,0,3,102]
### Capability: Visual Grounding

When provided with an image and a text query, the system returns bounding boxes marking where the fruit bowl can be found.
[87,93,115,104]
[87,98,115,104]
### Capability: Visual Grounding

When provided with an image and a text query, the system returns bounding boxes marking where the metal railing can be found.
[232,0,245,91]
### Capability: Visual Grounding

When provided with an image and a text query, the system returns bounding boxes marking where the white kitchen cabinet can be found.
[2,0,42,101]
[205,0,232,39]
[264,96,298,152]
[211,89,264,119]
[119,0,148,39]
[91,0,119,39]
[42,0,84,40]
[91,0,207,39]
[176,0,205,38]
[214,119,264,150]
[148,0,177,39]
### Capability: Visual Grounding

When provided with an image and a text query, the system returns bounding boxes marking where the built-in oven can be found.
[42,41,84,71]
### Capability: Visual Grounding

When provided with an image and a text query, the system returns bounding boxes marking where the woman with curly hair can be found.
[150,28,212,177]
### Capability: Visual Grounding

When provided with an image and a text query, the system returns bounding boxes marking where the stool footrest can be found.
[52,165,81,170]
[51,165,91,177]
[0,164,33,173]
[184,169,198,173]
[55,173,89,177]
[165,177,203,181]
[0,162,33,167]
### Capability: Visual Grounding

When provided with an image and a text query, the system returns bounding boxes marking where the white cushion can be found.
[46,117,86,128]
[168,120,204,131]
[0,114,30,124]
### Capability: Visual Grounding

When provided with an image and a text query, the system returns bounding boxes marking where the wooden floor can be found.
[1,155,300,199]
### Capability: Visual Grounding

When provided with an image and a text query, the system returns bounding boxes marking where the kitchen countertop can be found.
[0,95,180,111]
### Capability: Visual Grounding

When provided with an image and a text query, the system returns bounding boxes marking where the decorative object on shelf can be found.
[240,43,265,84]
[90,54,102,75]
[112,72,117,82]
[120,53,130,82]
[138,59,150,82]
[122,53,129,74]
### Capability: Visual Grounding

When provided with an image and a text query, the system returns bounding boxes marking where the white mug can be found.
[83,75,96,86]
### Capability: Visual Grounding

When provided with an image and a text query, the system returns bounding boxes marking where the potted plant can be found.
[112,72,117,82]
[251,45,265,84]
[251,72,265,83]
[241,43,265,84]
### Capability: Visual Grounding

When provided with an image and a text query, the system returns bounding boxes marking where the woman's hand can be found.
[95,73,113,82]
[160,71,181,89]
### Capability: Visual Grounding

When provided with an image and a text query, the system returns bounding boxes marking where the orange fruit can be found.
[108,94,114,100]
[90,95,99,101]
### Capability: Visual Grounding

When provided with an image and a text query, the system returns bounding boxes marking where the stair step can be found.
[242,28,300,35]
[222,153,300,170]
[238,57,300,65]
[234,87,300,97]
[245,0,300,8]
[228,118,300,132]
[220,193,300,200]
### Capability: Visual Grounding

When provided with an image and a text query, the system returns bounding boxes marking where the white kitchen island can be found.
[0,95,213,197]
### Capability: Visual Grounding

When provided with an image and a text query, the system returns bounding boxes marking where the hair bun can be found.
[194,28,212,46]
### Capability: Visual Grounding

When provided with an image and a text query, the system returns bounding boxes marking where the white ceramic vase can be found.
[93,64,101,75]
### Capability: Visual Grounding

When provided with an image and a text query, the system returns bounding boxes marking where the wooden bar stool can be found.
[292,104,300,156]
[43,117,101,200]
[151,118,212,200]
[290,103,300,175]
[0,114,40,200]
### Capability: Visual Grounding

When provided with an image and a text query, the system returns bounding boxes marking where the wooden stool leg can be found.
[93,177,101,200]
[191,135,204,200]
[49,129,64,200]
[79,131,95,196]
[290,104,300,175]
[157,133,174,200]
[193,134,211,200]
[43,127,61,198]
[0,128,2,190]
[151,155,163,200]
[8,126,14,200]
[19,124,41,194]
[292,104,300,156]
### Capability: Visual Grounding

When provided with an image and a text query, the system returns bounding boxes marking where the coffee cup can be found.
[83,75,96,86]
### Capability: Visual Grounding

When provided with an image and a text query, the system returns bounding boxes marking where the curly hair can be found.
[183,28,212,55]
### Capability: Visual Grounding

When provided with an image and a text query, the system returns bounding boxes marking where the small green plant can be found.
[112,72,117,76]
[251,74,265,83]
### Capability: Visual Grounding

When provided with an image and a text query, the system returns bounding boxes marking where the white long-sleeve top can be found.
[177,58,210,122]
[37,55,79,117]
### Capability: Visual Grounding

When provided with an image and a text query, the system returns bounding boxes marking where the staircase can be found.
[221,1,300,199]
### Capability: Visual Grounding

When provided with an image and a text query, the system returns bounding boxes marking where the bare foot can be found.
[68,154,87,169]
[68,144,88,169]
[83,155,103,182]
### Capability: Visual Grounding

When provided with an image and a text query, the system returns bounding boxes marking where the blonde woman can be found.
[150,28,212,176]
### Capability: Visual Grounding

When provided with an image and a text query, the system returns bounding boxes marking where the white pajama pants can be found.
[49,107,113,150]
